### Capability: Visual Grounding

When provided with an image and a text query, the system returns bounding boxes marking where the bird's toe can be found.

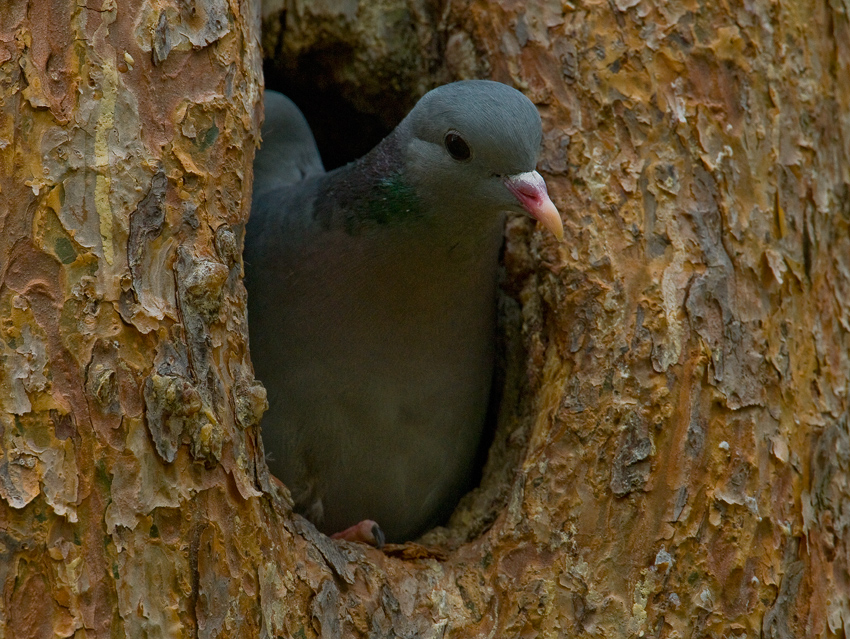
[330,520,386,548]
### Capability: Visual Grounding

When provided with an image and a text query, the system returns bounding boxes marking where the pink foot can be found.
[330,520,386,548]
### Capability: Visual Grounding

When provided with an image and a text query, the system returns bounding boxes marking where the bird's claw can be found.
[330,520,386,548]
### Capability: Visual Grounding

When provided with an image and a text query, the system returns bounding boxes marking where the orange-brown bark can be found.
[1,0,848,637]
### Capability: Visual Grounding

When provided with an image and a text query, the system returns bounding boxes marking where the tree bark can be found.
[2,0,849,637]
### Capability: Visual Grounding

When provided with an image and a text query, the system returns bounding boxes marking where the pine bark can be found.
[1,0,849,637]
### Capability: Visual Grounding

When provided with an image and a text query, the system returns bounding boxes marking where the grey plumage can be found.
[252,91,324,192]
[245,81,561,542]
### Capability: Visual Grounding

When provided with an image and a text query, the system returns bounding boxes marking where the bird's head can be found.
[399,80,563,240]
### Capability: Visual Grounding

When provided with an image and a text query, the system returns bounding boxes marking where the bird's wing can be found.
[253,90,325,196]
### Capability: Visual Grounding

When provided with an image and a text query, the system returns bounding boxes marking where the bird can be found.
[244,81,562,544]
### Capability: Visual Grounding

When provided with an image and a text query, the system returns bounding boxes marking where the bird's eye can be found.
[444,131,471,161]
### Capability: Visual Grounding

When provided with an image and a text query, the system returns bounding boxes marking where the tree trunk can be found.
[2,0,848,637]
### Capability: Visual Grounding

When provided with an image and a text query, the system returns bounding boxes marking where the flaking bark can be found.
[1,0,848,637]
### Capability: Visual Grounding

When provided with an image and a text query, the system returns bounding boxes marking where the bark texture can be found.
[1,0,849,637]
[0,1,270,636]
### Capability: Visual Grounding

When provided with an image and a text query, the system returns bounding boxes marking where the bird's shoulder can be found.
[316,136,424,234]
[251,133,424,242]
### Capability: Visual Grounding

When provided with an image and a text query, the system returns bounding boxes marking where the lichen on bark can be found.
[0,0,848,637]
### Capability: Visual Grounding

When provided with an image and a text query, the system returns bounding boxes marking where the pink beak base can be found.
[504,171,564,240]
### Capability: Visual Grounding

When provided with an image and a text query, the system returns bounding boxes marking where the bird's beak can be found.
[503,171,564,240]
